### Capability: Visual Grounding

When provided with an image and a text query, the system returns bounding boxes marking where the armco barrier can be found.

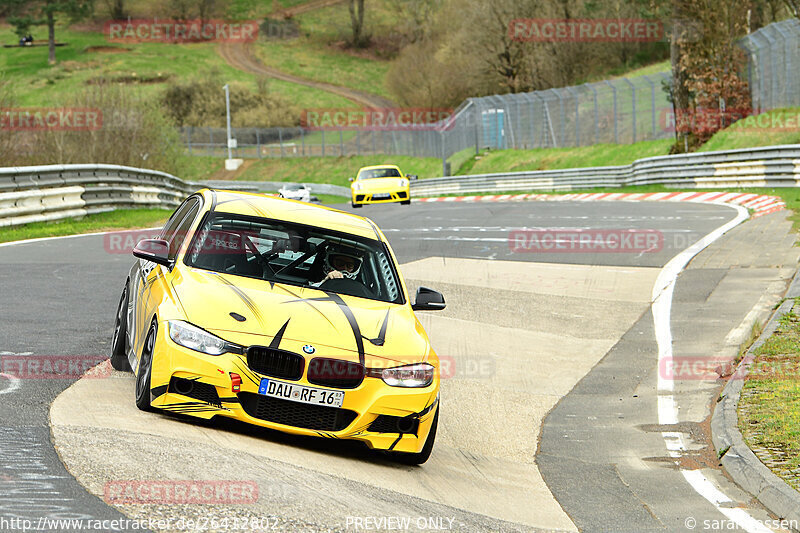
[2,145,800,227]
[410,144,800,196]
[0,164,196,228]
[0,165,348,228]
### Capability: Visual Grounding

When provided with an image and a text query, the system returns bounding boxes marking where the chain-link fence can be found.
[183,18,800,172]
[741,18,800,112]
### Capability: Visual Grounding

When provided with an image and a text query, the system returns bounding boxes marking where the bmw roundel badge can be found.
[302,345,315,354]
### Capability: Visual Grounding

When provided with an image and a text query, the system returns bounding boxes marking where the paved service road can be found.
[0,200,796,532]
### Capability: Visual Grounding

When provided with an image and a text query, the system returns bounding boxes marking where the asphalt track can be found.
[0,200,797,532]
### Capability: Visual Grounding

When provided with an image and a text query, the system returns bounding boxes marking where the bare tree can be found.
[348,0,368,47]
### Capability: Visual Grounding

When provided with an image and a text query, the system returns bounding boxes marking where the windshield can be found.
[358,168,402,179]
[184,213,404,304]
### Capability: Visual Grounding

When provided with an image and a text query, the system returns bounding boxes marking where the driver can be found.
[314,244,364,284]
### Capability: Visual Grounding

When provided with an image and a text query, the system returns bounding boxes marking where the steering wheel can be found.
[319,277,373,299]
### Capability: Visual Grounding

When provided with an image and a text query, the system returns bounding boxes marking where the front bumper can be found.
[351,189,410,205]
[147,324,438,454]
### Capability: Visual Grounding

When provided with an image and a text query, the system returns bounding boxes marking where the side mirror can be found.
[411,286,446,311]
[407,174,418,180]
[133,239,171,267]
[348,177,354,182]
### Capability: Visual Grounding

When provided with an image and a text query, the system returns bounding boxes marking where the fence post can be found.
[187,127,192,155]
[278,128,284,158]
[642,75,656,139]
[623,78,636,143]
[256,129,261,159]
[301,129,305,156]
[773,24,791,108]
[521,93,537,149]
[356,130,361,155]
[565,86,580,146]
[322,130,326,157]
[603,80,618,144]
[339,131,344,156]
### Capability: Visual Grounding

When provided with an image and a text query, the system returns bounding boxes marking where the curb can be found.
[417,191,785,218]
[711,272,800,531]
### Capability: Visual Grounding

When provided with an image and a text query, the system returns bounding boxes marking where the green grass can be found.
[0,24,352,110]
[0,208,170,244]
[251,0,396,103]
[739,306,800,488]
[456,140,673,175]
[698,108,800,152]
[178,156,226,181]
[315,193,349,204]
[221,154,443,186]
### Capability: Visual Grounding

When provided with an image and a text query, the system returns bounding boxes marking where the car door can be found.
[129,196,202,366]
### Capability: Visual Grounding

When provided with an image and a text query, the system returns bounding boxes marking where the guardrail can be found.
[0,164,195,228]
[3,145,800,227]
[410,144,800,196]
[0,165,348,228]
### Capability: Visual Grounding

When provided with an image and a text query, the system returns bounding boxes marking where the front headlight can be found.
[399,179,408,187]
[353,183,362,191]
[168,320,241,356]
[380,363,434,388]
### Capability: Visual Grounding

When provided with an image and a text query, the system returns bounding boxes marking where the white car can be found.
[278,184,312,202]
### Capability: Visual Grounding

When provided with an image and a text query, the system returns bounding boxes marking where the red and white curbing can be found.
[417,191,786,218]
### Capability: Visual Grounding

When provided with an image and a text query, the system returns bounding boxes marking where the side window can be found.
[160,198,197,241]
[167,200,201,260]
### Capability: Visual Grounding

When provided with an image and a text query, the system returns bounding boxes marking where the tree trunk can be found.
[47,9,56,65]
[670,0,690,148]
[349,0,365,47]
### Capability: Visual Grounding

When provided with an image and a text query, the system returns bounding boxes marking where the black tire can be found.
[110,284,131,371]
[400,199,411,205]
[391,405,438,465]
[135,321,157,411]
[351,202,362,208]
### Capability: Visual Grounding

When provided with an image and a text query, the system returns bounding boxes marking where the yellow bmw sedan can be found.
[110,189,445,464]
[349,165,416,208]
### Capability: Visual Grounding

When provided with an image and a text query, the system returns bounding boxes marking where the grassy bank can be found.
[738,305,800,491]
[0,208,171,244]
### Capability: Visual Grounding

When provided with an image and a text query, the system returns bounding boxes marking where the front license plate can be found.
[258,378,344,408]
[372,193,391,200]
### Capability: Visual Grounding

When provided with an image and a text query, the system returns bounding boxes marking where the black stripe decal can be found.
[283,292,366,365]
[211,273,266,329]
[363,309,390,347]
[269,319,290,349]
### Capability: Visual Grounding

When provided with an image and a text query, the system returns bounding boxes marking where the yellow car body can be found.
[350,165,412,208]
[111,189,443,463]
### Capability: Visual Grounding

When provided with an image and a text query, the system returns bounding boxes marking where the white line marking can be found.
[0,373,21,395]
[652,201,775,532]
[0,227,161,248]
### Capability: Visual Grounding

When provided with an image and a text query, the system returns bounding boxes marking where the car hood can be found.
[171,267,428,365]
[353,178,405,191]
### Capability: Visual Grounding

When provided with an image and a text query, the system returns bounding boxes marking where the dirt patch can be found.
[639,416,723,471]
[85,46,131,53]
[86,73,172,85]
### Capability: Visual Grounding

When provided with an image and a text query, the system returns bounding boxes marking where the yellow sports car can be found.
[110,189,445,464]
[349,165,416,208]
